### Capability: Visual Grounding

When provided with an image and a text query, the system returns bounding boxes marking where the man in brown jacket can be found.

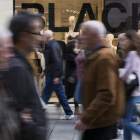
[75,21,125,140]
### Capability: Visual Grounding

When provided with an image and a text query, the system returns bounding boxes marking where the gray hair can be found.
[44,30,53,37]
[81,20,107,38]
[0,27,12,40]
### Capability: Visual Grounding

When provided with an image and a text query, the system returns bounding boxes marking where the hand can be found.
[68,77,76,83]
[20,109,33,122]
[53,77,59,85]
[40,72,45,79]
[75,120,86,131]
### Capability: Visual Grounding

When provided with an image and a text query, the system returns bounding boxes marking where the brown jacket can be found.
[81,47,125,129]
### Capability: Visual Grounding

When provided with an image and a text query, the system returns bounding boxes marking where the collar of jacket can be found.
[14,49,33,73]
[47,39,56,47]
[87,46,108,61]
[91,42,102,53]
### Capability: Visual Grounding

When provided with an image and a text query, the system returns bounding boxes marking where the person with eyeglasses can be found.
[7,10,47,140]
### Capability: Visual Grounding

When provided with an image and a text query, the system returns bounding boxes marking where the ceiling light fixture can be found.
[15,6,21,8]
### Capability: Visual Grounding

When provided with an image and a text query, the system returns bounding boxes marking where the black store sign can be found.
[16,3,140,33]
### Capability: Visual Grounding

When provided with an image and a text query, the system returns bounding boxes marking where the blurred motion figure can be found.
[40,30,74,120]
[0,27,20,140]
[75,21,125,140]
[8,10,47,140]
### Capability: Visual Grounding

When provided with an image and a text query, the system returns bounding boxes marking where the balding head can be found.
[44,30,54,44]
[0,27,13,48]
[0,27,14,69]
[81,20,107,38]
[44,30,53,37]
[0,27,12,40]
[79,20,107,50]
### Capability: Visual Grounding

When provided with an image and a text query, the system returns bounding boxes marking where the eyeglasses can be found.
[22,31,42,36]
[27,31,41,36]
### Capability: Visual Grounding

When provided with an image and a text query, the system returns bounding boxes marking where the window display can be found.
[14,0,140,102]
[15,0,103,41]
[15,0,140,40]
[106,34,117,53]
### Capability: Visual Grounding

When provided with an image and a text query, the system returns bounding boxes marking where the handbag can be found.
[125,72,139,99]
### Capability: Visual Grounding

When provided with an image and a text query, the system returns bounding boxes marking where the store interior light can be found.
[85,14,86,16]
[67,9,69,12]
[15,6,21,8]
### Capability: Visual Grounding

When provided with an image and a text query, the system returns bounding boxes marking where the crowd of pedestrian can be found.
[0,9,140,140]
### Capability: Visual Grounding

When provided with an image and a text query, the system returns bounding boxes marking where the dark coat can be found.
[44,39,63,78]
[0,75,21,140]
[7,50,47,140]
[65,41,77,97]
[57,41,67,60]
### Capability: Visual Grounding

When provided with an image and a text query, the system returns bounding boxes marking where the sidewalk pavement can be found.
[46,105,140,140]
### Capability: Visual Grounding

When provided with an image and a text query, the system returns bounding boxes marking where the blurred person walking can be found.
[74,40,88,105]
[65,40,80,115]
[75,21,125,140]
[40,30,74,120]
[8,10,47,140]
[117,33,139,134]
[119,30,140,140]
[0,27,21,140]
[117,33,126,64]
[117,33,126,133]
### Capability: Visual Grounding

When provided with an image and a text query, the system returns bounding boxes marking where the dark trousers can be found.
[67,96,79,109]
[42,76,73,115]
[82,124,117,140]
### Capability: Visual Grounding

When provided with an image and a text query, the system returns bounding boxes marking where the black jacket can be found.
[44,39,63,77]
[65,41,77,97]
[7,50,46,140]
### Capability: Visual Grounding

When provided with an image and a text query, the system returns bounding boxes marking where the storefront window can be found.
[15,0,140,41]
[15,0,140,40]
[14,0,140,102]
[105,0,140,37]
[15,0,104,41]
